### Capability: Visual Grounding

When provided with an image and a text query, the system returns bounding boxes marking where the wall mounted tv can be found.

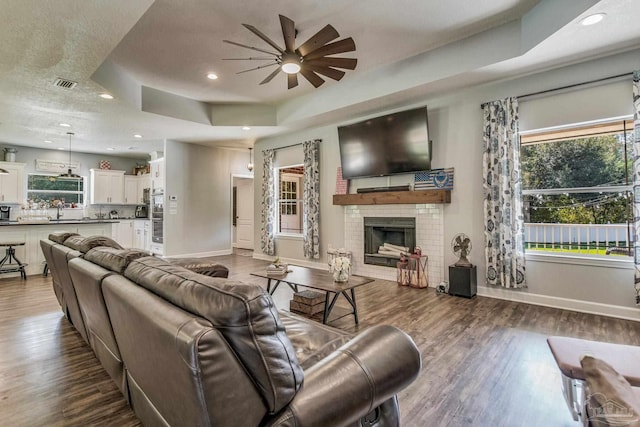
[338,106,431,179]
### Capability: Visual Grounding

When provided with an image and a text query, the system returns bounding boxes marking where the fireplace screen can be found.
[364,217,416,267]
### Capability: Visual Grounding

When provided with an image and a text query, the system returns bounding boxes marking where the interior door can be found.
[235,178,254,250]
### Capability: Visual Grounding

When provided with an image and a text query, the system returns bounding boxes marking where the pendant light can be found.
[247,147,254,172]
[59,132,81,179]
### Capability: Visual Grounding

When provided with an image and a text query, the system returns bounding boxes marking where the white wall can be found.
[0,145,144,178]
[254,49,640,320]
[164,141,252,256]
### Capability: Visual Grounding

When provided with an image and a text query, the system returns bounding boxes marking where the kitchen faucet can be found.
[56,204,63,220]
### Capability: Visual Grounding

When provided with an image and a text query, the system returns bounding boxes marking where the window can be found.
[520,119,633,257]
[27,174,85,206]
[276,165,303,235]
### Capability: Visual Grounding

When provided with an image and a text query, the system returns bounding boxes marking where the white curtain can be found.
[303,140,320,259]
[261,149,276,256]
[632,71,640,304]
[482,97,526,288]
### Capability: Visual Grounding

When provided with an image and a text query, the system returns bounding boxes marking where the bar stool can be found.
[0,242,28,280]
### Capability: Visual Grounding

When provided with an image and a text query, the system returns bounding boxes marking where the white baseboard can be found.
[477,286,640,322]
[164,248,233,258]
[253,253,329,271]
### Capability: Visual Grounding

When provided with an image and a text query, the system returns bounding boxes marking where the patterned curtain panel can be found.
[261,149,276,256]
[303,140,321,259]
[482,97,526,288]
[632,71,640,304]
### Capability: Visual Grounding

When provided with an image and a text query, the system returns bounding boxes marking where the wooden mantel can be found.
[332,189,451,205]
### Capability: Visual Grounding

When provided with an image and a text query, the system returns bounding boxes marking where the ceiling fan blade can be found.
[299,68,325,88]
[297,24,340,57]
[304,64,345,81]
[287,73,299,89]
[223,39,279,56]
[237,62,279,75]
[280,15,296,52]
[303,37,356,61]
[242,24,284,54]
[260,67,282,85]
[223,57,276,60]
[305,57,357,70]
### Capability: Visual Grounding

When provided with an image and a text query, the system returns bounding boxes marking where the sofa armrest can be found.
[266,324,421,427]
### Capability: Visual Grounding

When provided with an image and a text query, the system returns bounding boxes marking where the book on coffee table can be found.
[266,263,288,275]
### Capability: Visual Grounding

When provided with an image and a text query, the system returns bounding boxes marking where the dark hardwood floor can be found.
[1,252,639,426]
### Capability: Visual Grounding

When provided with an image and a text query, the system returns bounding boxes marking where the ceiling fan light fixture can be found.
[281,54,301,74]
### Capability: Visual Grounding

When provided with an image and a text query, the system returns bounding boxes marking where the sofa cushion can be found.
[48,231,79,244]
[123,256,303,413]
[581,355,640,427]
[166,257,229,278]
[279,311,352,370]
[84,247,151,274]
[64,235,124,253]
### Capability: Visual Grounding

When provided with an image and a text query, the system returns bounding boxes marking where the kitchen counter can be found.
[0,219,120,226]
[0,221,116,277]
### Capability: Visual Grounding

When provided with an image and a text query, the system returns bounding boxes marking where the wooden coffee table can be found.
[251,265,374,325]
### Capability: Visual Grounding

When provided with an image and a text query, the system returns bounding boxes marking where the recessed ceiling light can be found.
[57,147,65,150]
[133,134,142,139]
[106,147,115,151]
[44,140,52,144]
[99,93,114,99]
[242,126,251,131]
[207,72,219,80]
[580,13,606,26]
[59,123,71,127]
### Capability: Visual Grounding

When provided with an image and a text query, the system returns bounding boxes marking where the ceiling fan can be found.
[223,14,357,89]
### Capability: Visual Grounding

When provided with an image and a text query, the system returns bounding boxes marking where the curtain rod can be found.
[271,142,303,151]
[267,138,321,152]
[480,72,633,109]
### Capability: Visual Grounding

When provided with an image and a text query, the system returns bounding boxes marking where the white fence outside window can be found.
[524,223,632,254]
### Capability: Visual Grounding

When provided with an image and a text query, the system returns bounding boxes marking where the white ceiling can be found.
[0,0,638,159]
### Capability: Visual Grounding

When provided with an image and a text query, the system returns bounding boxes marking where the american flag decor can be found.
[414,168,454,190]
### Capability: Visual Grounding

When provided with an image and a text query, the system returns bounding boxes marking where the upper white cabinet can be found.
[149,158,164,192]
[0,162,25,203]
[124,174,150,205]
[123,176,138,205]
[90,169,124,204]
[138,174,150,204]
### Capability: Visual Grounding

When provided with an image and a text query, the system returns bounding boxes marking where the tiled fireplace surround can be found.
[343,204,444,286]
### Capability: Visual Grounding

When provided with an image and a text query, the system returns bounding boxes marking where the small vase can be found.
[333,268,349,282]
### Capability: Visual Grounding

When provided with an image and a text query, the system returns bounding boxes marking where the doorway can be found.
[232,175,254,250]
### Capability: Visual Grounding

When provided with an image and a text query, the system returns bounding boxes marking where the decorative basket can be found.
[99,160,111,170]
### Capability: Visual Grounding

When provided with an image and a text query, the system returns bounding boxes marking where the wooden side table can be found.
[448,265,477,298]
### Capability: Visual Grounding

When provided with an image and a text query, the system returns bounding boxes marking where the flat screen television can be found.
[338,106,431,179]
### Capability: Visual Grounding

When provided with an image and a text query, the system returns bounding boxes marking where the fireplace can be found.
[364,217,416,267]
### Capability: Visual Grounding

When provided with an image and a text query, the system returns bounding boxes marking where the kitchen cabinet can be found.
[133,220,150,250]
[112,219,134,248]
[123,174,151,205]
[138,175,150,204]
[90,169,124,204]
[149,158,164,192]
[123,176,138,205]
[0,162,25,203]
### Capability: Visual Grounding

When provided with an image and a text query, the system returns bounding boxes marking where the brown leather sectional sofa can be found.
[40,232,421,426]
